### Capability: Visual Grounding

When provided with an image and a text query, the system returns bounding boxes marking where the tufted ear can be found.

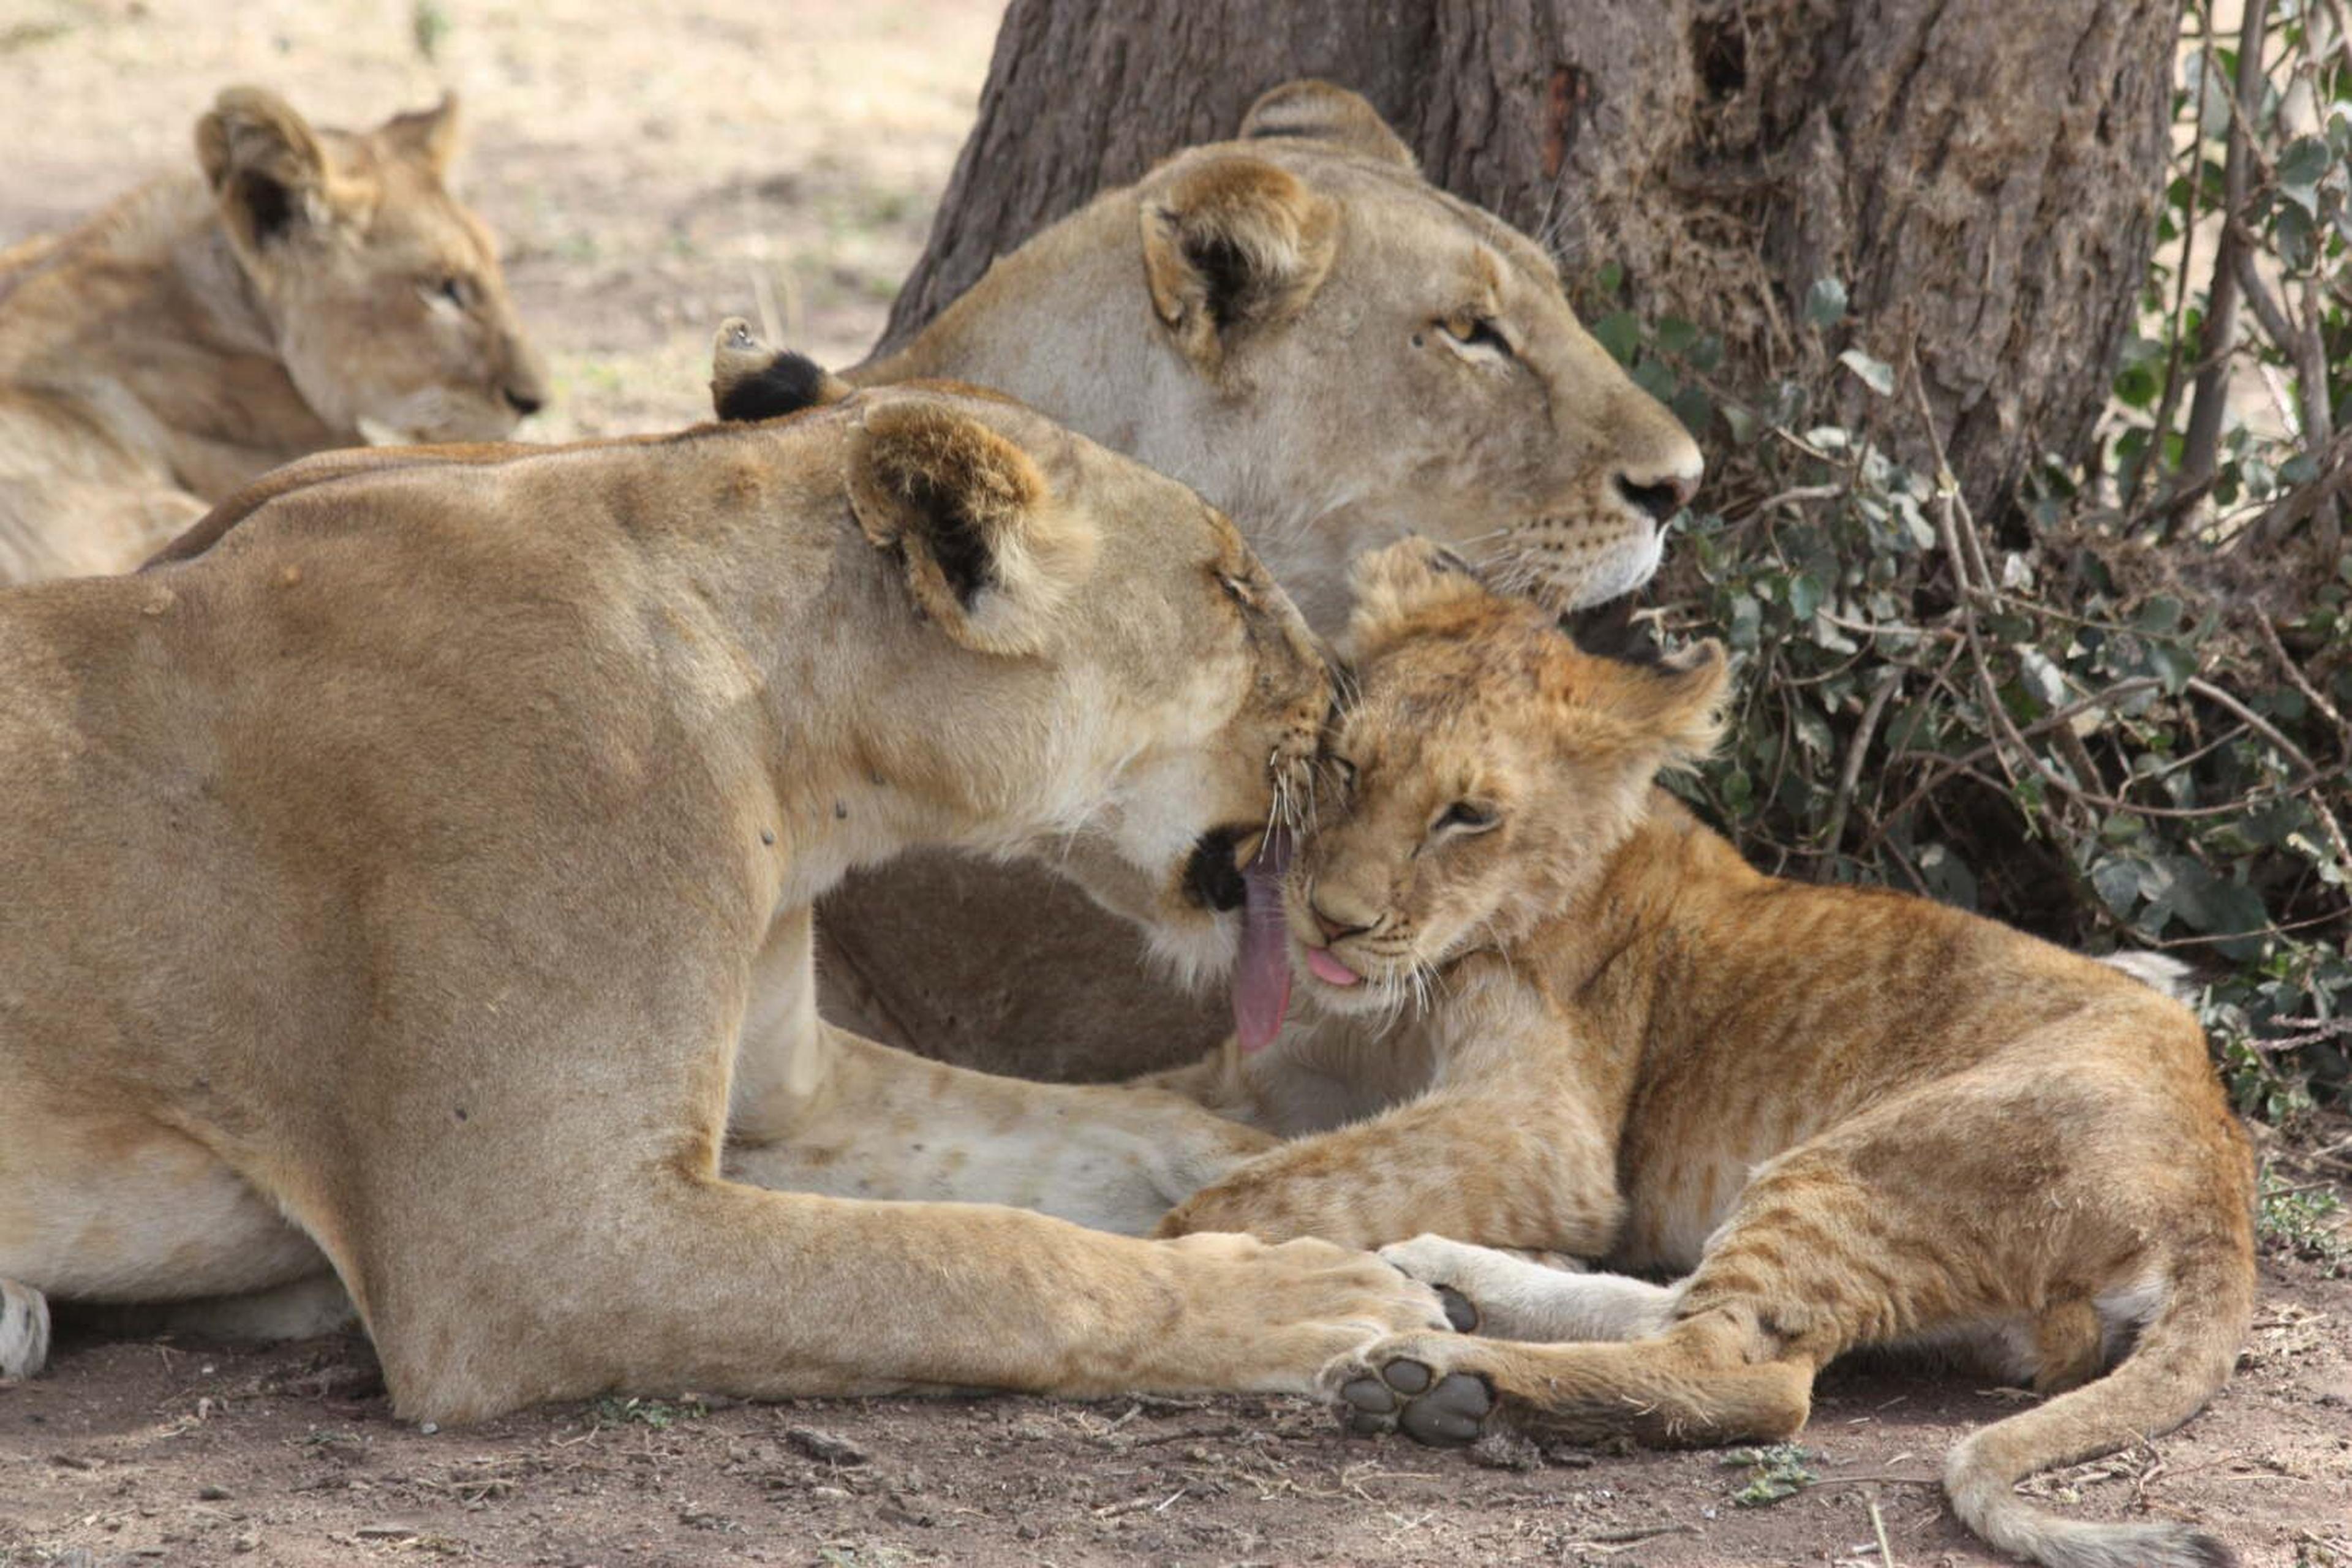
[1140,155,1337,374]
[380,92,463,179]
[1239,80,1416,172]
[846,402,1098,657]
[1579,639,1730,770]
[1340,537,1491,660]
[196,88,359,254]
[710,317,853,423]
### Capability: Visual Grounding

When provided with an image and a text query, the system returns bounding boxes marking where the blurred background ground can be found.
[2,4,2348,1566]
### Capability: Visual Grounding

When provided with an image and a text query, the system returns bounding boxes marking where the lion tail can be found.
[1942,1241,2251,1568]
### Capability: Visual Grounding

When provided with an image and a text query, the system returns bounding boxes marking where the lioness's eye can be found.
[1434,801,1498,834]
[428,275,470,310]
[1326,756,1359,796]
[1216,572,1253,608]
[1441,316,1512,358]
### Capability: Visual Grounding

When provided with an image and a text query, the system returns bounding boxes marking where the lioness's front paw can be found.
[1330,1333,1494,1446]
[1161,1234,1452,1392]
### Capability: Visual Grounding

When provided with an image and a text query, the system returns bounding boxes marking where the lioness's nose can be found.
[1615,431,1705,522]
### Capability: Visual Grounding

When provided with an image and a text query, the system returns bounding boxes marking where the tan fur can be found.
[1149,540,2255,1568]
[0,88,548,584]
[0,386,1457,1418]
[797,82,1709,1086]
[858,81,1702,632]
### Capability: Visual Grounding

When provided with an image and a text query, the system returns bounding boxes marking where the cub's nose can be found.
[1310,895,1374,944]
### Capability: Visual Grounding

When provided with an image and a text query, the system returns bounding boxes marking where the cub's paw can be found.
[1329,1333,1496,1446]
[0,1278,51,1381]
[1376,1234,1545,1335]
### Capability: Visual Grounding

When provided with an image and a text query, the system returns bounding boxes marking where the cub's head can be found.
[902,81,1703,632]
[1286,538,1725,1021]
[829,386,1331,982]
[195,87,549,445]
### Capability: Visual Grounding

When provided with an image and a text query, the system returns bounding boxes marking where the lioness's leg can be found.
[1155,1088,1624,1255]
[358,1165,1450,1425]
[725,1025,1276,1235]
[0,1277,50,1379]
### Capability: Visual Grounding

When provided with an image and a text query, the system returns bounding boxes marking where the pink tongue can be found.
[1231,827,1295,1055]
[1306,946,1362,987]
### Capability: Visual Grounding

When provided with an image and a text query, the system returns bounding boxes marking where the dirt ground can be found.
[5,3,2351,1565]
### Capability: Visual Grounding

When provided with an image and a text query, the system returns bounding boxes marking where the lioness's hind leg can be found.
[1,1277,51,1379]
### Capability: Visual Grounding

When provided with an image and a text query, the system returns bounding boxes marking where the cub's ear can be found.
[846,401,1098,656]
[1239,80,1416,172]
[710,317,852,423]
[1608,639,1730,769]
[380,92,463,180]
[1340,537,1491,660]
[196,88,355,252]
[1141,155,1337,374]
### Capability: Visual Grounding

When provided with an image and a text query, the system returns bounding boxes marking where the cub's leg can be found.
[1,1278,50,1379]
[725,1023,1276,1235]
[1155,1086,1624,1256]
[1378,1235,1677,1342]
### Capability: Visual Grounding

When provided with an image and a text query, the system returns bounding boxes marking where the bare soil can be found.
[2,1243,2347,1567]
[4,4,2350,1566]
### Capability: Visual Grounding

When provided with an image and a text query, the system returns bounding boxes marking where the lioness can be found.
[0,386,1453,1419]
[722,81,1708,1080]
[1142,540,2253,1568]
[0,87,548,584]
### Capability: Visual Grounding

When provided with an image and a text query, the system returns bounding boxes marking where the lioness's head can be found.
[869,81,1702,633]
[195,87,549,445]
[1283,538,1725,1023]
[817,382,1332,981]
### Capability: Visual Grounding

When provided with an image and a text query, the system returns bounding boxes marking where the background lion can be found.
[0,86,547,584]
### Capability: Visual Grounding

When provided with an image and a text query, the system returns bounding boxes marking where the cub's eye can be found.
[1325,756,1360,797]
[1434,800,1499,835]
[1441,315,1512,358]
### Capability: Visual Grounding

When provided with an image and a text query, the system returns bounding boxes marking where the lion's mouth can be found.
[1230,827,1295,1054]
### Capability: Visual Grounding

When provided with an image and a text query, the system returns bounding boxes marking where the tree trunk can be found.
[886,0,2176,518]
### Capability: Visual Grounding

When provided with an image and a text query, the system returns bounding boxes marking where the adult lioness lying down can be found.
[0,385,1450,1418]
[726,82,1710,1079]
[0,87,547,584]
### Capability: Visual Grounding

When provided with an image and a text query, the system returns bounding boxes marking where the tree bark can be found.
[886,0,2177,519]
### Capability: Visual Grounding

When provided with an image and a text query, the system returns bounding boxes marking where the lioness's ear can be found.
[197,88,351,252]
[1240,80,1416,172]
[847,402,1097,656]
[1610,639,1730,768]
[710,317,853,423]
[381,92,462,179]
[1141,156,1337,374]
[1340,537,1490,660]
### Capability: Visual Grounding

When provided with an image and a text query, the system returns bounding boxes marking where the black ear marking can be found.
[236,172,296,245]
[1183,232,1254,331]
[715,352,832,423]
[891,468,995,609]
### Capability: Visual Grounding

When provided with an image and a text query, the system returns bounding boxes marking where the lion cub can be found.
[1147,539,2254,1568]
